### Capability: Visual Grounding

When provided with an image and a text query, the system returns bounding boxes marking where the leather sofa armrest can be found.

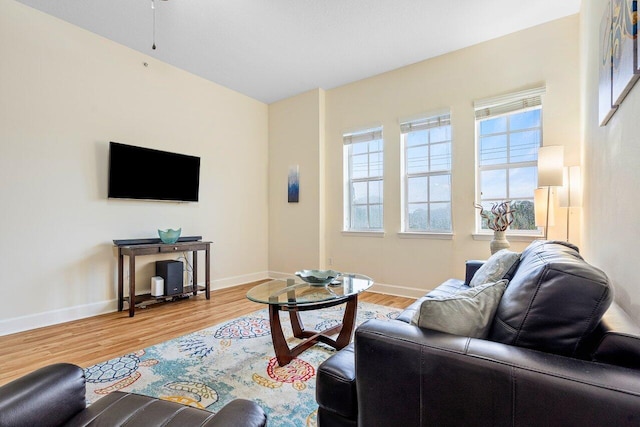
[465,260,485,285]
[0,363,86,427]
[589,301,640,369]
[355,319,640,427]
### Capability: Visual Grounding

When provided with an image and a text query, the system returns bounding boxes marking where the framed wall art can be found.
[599,0,617,126]
[611,0,638,105]
[288,165,299,203]
[599,0,638,126]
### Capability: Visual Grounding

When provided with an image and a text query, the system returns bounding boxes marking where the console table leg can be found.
[117,251,124,312]
[192,251,198,296]
[205,247,210,299]
[128,255,136,317]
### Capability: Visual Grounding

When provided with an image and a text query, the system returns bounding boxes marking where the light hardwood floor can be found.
[0,280,415,386]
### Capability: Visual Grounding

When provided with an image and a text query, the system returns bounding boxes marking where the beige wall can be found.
[322,16,581,295]
[0,0,269,334]
[1,0,587,334]
[268,89,326,275]
[581,1,640,321]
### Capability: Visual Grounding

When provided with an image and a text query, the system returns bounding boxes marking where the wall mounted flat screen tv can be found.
[108,142,201,202]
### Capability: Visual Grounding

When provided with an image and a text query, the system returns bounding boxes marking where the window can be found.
[475,87,545,233]
[343,127,384,231]
[400,113,452,232]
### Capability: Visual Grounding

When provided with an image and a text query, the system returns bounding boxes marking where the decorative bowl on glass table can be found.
[295,269,342,286]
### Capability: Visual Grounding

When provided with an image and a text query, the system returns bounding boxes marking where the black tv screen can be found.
[108,142,200,202]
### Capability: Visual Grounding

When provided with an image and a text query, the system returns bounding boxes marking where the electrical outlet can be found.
[329,257,333,266]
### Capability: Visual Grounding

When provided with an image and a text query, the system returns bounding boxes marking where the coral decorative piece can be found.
[474,202,516,232]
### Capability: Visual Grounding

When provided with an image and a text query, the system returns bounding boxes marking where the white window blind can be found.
[343,128,383,145]
[474,86,546,120]
[400,114,451,133]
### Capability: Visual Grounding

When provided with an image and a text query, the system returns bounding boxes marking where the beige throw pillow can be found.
[469,249,520,287]
[410,280,508,338]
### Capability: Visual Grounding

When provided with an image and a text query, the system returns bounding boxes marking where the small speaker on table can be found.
[155,260,183,296]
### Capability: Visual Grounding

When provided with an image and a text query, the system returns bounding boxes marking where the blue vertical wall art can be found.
[288,165,299,203]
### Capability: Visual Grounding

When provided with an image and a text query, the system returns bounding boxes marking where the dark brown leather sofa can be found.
[316,240,640,426]
[0,363,267,427]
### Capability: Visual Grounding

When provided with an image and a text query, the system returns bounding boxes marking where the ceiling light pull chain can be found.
[151,0,156,50]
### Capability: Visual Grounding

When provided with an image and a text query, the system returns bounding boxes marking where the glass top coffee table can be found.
[246,273,373,366]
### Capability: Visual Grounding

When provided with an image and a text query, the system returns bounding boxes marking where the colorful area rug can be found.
[84,302,401,426]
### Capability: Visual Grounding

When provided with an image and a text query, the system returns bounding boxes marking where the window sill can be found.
[341,230,385,238]
[397,232,454,240]
[472,233,541,242]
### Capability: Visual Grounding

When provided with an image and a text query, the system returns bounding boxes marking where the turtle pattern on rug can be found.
[85,302,401,426]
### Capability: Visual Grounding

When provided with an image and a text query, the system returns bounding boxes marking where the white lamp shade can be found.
[558,166,582,207]
[538,146,564,187]
[534,187,555,227]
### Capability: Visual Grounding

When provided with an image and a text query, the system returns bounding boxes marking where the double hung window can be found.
[474,87,545,233]
[343,127,384,231]
[400,113,452,232]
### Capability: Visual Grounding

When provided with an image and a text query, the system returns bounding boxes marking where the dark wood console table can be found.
[116,240,212,317]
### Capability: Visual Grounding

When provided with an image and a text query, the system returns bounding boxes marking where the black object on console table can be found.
[114,238,211,317]
[113,235,203,246]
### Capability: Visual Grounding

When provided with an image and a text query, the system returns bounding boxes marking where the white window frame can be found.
[474,87,546,236]
[400,112,452,234]
[343,127,384,232]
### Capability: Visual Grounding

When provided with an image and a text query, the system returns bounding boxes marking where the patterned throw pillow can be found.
[410,280,508,339]
[469,249,520,287]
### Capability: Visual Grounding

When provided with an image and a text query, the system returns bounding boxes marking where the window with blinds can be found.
[343,127,384,231]
[474,87,545,233]
[400,112,452,232]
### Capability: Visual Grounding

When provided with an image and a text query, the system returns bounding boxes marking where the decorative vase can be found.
[490,230,510,254]
[158,228,181,244]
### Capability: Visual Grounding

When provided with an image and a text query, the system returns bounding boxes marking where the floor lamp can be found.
[558,166,582,242]
[534,146,564,239]
[534,188,554,239]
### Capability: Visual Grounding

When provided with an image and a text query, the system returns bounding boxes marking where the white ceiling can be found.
[15,0,581,104]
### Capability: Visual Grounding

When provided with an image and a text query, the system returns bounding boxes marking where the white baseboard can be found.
[369,282,428,299]
[210,271,270,290]
[0,271,271,337]
[0,299,118,337]
[268,270,292,280]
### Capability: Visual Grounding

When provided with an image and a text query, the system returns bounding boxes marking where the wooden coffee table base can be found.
[268,294,358,366]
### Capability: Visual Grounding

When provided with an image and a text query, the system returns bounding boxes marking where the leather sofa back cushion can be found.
[489,240,612,357]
